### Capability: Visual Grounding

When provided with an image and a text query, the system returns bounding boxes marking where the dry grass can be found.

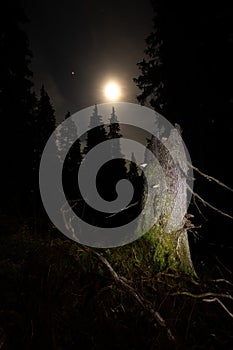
[0,222,232,349]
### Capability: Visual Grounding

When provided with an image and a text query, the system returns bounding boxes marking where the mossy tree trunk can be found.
[138,128,195,275]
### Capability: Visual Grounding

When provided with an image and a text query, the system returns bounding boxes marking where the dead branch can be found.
[193,196,208,220]
[189,163,233,193]
[187,184,233,220]
[79,244,176,343]
[211,279,233,287]
[203,297,233,319]
[155,272,200,286]
[215,256,233,275]
[176,160,233,219]
[172,291,233,300]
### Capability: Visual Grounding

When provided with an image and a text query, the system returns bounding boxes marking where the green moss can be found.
[99,223,196,278]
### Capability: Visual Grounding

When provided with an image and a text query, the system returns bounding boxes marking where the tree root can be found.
[79,244,176,344]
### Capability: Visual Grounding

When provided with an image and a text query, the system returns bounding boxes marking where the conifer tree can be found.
[34,85,56,166]
[108,107,123,158]
[30,86,56,226]
[97,107,127,202]
[0,2,36,215]
[59,111,83,201]
[37,86,56,145]
[108,106,127,174]
[133,1,166,115]
[84,104,108,153]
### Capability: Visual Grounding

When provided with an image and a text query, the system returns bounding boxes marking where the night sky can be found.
[22,0,153,121]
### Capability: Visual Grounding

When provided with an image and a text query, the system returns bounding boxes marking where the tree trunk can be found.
[138,127,195,275]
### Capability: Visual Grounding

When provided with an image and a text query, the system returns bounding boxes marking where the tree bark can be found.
[138,127,195,274]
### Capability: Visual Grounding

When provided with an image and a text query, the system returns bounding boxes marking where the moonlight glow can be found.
[104,82,121,100]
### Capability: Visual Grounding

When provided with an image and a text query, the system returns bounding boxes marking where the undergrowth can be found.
[0,222,232,349]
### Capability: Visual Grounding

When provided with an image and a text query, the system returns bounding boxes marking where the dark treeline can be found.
[0,2,144,229]
[0,2,56,223]
[134,0,233,172]
[60,104,144,228]
[134,0,233,267]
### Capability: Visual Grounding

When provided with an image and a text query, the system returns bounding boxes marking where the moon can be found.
[104,82,121,100]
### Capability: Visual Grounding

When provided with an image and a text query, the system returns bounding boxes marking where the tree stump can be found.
[138,127,195,274]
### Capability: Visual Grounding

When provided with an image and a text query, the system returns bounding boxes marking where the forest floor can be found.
[0,218,233,350]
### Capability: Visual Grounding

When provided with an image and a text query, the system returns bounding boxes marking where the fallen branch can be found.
[193,196,207,220]
[80,245,176,343]
[172,291,233,300]
[215,256,233,275]
[189,163,233,193]
[203,297,233,319]
[210,279,233,287]
[187,184,233,220]
[174,160,232,219]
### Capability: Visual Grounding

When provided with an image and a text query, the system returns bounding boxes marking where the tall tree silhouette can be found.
[108,106,127,176]
[108,107,124,158]
[84,104,107,153]
[97,107,127,202]
[133,1,166,116]
[134,0,233,271]
[135,0,233,175]
[33,85,56,179]
[81,105,108,225]
[59,111,83,202]
[134,0,233,169]
[0,2,36,215]
[35,85,56,157]
[32,85,56,221]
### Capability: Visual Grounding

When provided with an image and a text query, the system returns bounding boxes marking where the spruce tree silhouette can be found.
[60,111,83,207]
[134,0,233,171]
[82,105,108,226]
[0,2,36,216]
[0,3,57,221]
[32,85,56,224]
[84,104,108,153]
[134,0,233,264]
[35,85,56,158]
[100,107,127,202]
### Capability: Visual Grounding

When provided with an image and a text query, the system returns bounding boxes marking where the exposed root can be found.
[203,297,233,319]
[172,291,233,301]
[79,244,176,344]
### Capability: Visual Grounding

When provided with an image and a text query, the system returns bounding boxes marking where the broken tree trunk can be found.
[138,127,195,274]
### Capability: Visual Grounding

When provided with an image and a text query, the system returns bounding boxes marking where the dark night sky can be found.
[22,0,153,122]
